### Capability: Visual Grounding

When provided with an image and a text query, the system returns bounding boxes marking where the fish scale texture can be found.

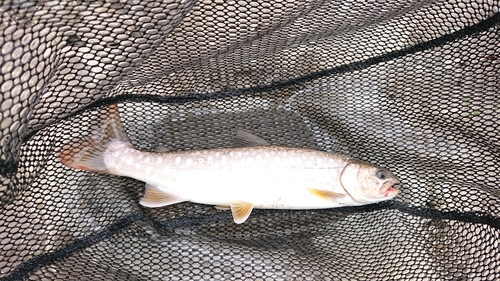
[0,0,499,280]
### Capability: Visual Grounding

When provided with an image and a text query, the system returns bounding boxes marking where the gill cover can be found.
[339,159,363,202]
[340,158,400,203]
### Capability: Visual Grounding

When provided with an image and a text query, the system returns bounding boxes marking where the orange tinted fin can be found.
[230,201,254,224]
[57,103,130,173]
[215,205,231,210]
[308,188,345,200]
[139,184,184,208]
[58,137,108,172]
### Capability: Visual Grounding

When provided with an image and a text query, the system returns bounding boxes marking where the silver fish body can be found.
[58,104,400,223]
[106,142,357,208]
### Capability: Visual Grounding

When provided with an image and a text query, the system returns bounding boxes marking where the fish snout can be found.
[381,181,400,197]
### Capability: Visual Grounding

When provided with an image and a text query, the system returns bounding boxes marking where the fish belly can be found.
[157,168,357,209]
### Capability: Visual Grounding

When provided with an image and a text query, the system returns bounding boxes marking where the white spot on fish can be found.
[175,156,181,165]
[256,155,263,162]
[207,156,213,163]
[221,155,228,162]
[237,151,243,157]
[135,163,142,170]
[185,158,192,167]
[156,157,163,164]
[145,167,152,175]
[215,152,221,158]
[163,166,170,174]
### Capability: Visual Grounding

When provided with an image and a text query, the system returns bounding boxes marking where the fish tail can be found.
[57,104,130,173]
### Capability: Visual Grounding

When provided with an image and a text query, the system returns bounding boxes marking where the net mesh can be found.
[1,0,499,280]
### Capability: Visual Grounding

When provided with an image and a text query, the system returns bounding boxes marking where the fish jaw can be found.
[380,181,400,198]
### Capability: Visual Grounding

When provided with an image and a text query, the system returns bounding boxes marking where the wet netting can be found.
[1,0,499,280]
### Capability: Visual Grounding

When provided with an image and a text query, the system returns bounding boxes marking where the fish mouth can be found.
[380,182,400,197]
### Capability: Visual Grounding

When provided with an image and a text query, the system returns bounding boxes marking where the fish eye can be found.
[376,170,388,180]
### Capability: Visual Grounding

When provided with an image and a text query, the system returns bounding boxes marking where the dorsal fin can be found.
[230,130,270,148]
[153,145,170,153]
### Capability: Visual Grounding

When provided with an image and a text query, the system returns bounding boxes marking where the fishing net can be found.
[1,0,499,280]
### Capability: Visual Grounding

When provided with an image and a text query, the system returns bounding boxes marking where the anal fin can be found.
[231,201,254,224]
[140,184,184,208]
[308,188,345,200]
[215,205,231,210]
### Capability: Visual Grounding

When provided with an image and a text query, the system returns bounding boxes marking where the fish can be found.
[57,104,400,224]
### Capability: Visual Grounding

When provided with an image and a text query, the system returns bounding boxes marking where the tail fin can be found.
[57,104,130,173]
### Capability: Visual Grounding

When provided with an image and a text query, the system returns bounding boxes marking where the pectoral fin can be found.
[308,188,345,200]
[140,184,184,208]
[230,201,254,224]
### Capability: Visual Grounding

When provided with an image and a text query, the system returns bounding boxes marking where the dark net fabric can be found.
[1,0,499,280]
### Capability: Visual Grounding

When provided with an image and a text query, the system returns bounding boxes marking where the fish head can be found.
[340,159,400,204]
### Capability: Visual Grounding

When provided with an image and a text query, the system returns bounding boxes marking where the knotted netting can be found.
[1,0,499,280]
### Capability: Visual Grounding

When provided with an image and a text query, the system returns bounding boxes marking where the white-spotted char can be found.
[58,104,400,224]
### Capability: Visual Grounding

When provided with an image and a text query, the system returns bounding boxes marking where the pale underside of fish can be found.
[58,104,400,224]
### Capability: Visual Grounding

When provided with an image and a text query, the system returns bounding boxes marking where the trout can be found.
[58,104,400,223]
